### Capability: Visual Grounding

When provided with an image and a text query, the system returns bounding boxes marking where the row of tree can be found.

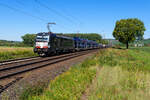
[0,40,26,47]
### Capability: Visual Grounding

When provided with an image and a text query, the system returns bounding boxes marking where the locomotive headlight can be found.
[36,46,41,48]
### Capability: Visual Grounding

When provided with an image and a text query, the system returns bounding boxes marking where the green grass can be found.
[88,47,150,100]
[20,57,98,100]
[0,46,37,61]
[20,47,150,100]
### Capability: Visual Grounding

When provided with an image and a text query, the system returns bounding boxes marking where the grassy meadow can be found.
[20,47,150,100]
[0,46,37,61]
[88,47,150,100]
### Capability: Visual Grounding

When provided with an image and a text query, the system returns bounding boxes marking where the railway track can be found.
[0,56,41,66]
[0,49,98,94]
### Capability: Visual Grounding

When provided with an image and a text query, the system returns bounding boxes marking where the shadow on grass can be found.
[112,47,126,50]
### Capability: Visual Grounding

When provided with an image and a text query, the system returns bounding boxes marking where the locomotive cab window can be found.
[36,34,49,42]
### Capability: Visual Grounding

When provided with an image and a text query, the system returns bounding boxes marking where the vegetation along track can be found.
[0,49,98,93]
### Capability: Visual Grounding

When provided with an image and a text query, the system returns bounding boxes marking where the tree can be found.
[22,34,36,46]
[113,18,146,49]
[101,39,109,44]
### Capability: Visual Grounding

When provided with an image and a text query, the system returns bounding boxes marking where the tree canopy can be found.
[113,18,146,49]
[21,34,36,46]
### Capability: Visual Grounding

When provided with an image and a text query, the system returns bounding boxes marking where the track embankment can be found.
[0,49,99,100]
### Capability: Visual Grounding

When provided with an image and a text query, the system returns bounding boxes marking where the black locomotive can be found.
[34,32,99,56]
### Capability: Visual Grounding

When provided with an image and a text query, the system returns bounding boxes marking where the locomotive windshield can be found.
[36,34,49,42]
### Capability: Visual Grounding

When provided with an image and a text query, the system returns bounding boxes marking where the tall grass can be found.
[0,46,37,61]
[97,48,150,71]
[20,57,97,100]
[88,47,150,100]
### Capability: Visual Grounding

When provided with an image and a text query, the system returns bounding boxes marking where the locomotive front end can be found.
[34,33,50,56]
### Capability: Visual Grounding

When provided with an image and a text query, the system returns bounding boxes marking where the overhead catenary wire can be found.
[15,0,25,6]
[35,0,78,25]
[0,2,47,22]
[0,2,74,32]
[54,7,82,25]
[14,0,80,32]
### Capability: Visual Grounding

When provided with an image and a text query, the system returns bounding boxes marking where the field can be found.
[20,47,150,100]
[88,47,150,100]
[0,46,37,61]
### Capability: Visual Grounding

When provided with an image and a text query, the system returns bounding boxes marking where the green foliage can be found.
[100,39,109,44]
[0,40,27,47]
[143,38,150,46]
[22,34,36,47]
[98,47,150,71]
[20,82,47,100]
[113,18,146,49]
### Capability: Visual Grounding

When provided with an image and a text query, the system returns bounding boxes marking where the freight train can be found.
[34,32,100,56]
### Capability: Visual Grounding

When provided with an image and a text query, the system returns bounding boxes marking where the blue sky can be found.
[0,0,149,41]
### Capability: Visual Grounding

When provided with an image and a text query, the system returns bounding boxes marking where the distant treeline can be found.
[0,40,25,47]
[110,38,150,47]
[0,33,109,47]
[143,39,150,46]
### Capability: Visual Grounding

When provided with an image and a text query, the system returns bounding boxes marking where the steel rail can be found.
[0,51,90,71]
[0,56,40,66]
[0,49,98,80]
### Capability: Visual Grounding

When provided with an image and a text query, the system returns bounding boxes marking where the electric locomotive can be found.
[34,32,75,56]
[34,32,101,56]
